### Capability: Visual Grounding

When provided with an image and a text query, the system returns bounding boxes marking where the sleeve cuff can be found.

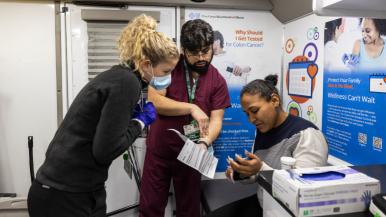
[132,119,145,130]
[197,138,211,148]
[240,174,258,184]
[260,162,274,171]
[239,162,272,184]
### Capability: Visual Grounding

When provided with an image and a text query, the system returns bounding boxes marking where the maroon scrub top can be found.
[147,56,231,158]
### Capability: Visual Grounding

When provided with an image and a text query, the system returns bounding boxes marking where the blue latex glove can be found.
[132,102,157,127]
[342,53,359,70]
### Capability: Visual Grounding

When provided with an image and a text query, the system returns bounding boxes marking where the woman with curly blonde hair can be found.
[27,14,179,217]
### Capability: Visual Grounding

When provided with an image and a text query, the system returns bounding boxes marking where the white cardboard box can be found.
[272,166,380,217]
[0,197,28,217]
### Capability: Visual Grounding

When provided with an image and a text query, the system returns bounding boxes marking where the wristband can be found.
[198,139,211,148]
[132,118,145,130]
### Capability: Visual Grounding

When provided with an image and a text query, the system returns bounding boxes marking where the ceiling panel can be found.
[71,0,273,11]
[270,0,313,23]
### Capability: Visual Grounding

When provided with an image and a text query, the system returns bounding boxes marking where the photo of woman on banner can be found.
[212,30,251,87]
[206,75,328,217]
[351,18,386,71]
[324,18,349,72]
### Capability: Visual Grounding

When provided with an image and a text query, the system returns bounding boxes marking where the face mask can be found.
[149,73,172,90]
[143,64,171,90]
[184,52,214,75]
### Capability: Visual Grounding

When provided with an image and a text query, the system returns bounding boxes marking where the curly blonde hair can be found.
[118,14,179,75]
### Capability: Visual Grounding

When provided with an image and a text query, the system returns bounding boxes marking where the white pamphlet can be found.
[168,129,218,179]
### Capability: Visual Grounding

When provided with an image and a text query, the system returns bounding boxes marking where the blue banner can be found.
[322,70,386,165]
[323,17,386,165]
[213,87,255,171]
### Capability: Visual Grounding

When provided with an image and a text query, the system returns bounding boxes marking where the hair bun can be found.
[132,14,157,31]
[264,74,278,87]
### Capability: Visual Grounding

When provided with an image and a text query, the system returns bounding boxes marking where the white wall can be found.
[0,2,57,196]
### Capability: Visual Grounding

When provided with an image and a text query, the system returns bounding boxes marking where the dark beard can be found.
[184,54,213,75]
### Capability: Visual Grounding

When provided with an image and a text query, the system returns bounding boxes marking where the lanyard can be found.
[139,91,145,112]
[183,60,198,103]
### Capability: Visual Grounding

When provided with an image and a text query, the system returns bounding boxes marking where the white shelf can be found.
[313,0,386,18]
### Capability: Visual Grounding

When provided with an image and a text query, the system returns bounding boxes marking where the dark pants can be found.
[204,195,262,217]
[28,180,107,217]
[139,151,201,217]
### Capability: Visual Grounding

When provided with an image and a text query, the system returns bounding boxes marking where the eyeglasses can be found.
[185,47,212,59]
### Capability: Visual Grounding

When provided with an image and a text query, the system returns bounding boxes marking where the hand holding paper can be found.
[169,129,218,179]
[189,105,209,137]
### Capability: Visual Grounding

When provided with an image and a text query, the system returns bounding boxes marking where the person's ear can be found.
[139,59,152,73]
[182,48,188,56]
[270,93,280,107]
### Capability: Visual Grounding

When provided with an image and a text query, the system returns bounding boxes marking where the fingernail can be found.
[227,156,233,163]
[235,154,241,158]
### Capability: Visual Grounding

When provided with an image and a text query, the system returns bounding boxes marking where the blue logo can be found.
[188,12,200,20]
[361,190,372,208]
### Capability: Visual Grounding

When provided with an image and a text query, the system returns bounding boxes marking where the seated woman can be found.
[206,75,328,217]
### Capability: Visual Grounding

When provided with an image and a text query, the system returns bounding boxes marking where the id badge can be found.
[183,120,200,142]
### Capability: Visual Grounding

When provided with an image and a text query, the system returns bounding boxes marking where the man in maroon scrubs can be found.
[139,19,230,217]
